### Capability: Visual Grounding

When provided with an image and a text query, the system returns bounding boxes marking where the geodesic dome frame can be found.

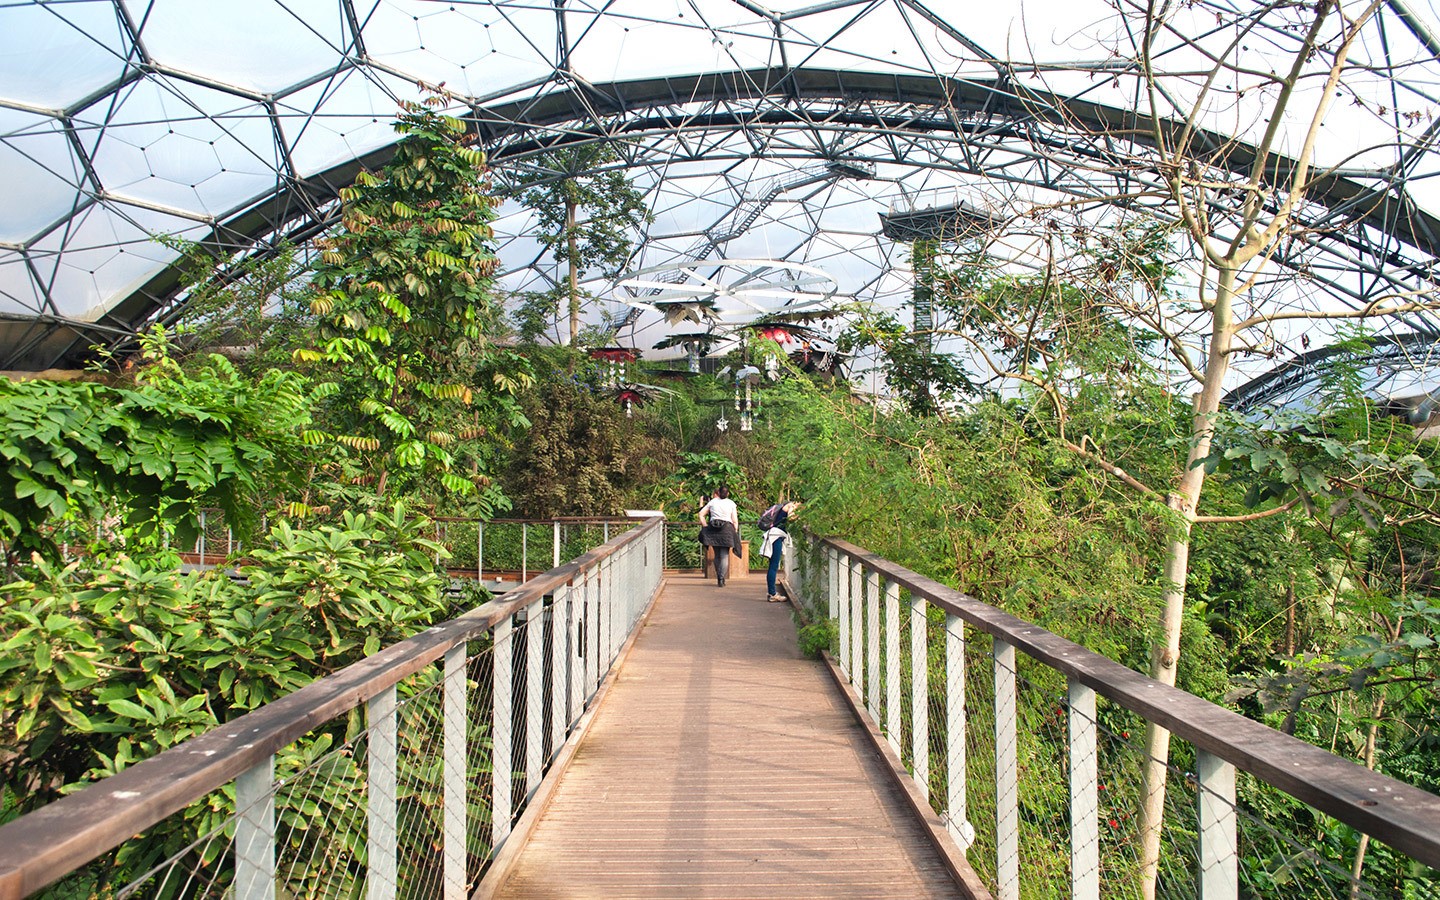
[4,0,1440,397]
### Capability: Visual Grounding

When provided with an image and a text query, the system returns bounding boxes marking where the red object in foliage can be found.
[756,326,792,343]
[589,347,639,362]
[616,389,643,405]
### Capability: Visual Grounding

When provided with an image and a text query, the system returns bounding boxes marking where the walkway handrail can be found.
[0,516,666,899]
[792,532,1440,898]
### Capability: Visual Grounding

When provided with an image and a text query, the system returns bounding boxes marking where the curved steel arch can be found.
[474,68,1440,296]
[1223,331,1440,413]
[12,65,1440,370]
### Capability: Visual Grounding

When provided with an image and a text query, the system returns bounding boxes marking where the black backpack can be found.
[757,503,783,530]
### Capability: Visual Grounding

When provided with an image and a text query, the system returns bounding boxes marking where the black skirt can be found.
[698,521,738,551]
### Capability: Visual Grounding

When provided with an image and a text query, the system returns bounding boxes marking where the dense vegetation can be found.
[1,93,1437,897]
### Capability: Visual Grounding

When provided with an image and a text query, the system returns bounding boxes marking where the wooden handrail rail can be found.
[0,517,663,900]
[814,534,1440,870]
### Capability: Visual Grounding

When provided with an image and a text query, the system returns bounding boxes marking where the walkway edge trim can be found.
[472,576,668,899]
[819,650,995,900]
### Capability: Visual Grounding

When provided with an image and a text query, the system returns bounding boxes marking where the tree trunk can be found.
[1137,268,1237,899]
[566,198,580,346]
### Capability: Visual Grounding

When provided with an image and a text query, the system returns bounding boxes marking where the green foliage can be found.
[672,451,748,505]
[301,94,529,506]
[0,329,314,561]
[1204,336,1439,523]
[503,375,635,517]
[0,505,452,891]
[758,377,1166,671]
[796,617,837,660]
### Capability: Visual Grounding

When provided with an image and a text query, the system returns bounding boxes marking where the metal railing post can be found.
[478,523,484,581]
[849,558,862,685]
[492,617,514,849]
[828,546,839,620]
[568,578,583,724]
[911,593,929,802]
[443,645,467,900]
[945,612,967,845]
[866,568,880,721]
[234,755,275,900]
[884,578,901,753]
[598,557,611,671]
[553,521,561,569]
[587,571,601,698]
[1198,750,1239,899]
[995,639,1019,900]
[526,602,544,800]
[551,587,568,759]
[197,510,207,565]
[522,525,529,583]
[367,685,397,900]
[1069,678,1099,900]
[836,552,850,674]
[604,554,615,667]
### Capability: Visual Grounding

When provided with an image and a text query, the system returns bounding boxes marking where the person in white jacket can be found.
[760,500,800,601]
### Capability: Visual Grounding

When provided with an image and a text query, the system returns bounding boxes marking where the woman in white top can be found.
[698,485,741,587]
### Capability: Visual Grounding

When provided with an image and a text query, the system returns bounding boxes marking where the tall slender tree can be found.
[512,144,651,345]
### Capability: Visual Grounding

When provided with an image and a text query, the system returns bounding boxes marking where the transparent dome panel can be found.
[76,77,280,217]
[36,204,201,320]
[364,0,559,94]
[0,109,84,244]
[0,252,47,316]
[133,0,348,95]
[279,68,424,177]
[566,0,781,83]
[0,1,128,110]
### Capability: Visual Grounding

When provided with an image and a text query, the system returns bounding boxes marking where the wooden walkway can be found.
[489,573,964,898]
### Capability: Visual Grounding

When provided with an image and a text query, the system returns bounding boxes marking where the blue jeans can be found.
[766,535,785,595]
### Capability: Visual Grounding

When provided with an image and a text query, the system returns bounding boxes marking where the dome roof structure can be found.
[3,0,1440,400]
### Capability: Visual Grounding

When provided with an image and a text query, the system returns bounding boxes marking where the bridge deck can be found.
[490,573,963,898]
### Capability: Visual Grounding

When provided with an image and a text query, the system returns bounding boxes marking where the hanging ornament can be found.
[716,414,729,432]
[588,347,638,388]
[734,365,761,433]
[617,389,642,418]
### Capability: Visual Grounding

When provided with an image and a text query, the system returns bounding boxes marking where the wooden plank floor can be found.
[492,573,963,899]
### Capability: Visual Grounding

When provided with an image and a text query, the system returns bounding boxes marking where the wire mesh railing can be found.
[785,531,1440,900]
[662,520,773,572]
[0,517,665,900]
[181,512,641,582]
